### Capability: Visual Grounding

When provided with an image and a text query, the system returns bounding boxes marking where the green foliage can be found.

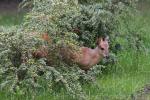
[0,25,103,99]
[21,0,139,47]
[0,0,143,99]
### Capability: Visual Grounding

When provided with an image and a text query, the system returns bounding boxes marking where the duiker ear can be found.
[101,36,109,41]
[96,38,101,45]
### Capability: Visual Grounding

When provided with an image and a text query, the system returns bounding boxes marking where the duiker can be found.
[72,36,109,71]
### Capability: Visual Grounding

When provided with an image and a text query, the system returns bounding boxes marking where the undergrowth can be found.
[1,0,150,100]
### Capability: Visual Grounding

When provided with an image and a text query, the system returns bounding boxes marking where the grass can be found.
[0,13,24,26]
[0,2,150,100]
[97,53,150,100]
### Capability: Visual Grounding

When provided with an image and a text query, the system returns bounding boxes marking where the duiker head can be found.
[96,36,109,57]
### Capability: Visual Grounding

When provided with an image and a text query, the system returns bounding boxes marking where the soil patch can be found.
[131,84,150,100]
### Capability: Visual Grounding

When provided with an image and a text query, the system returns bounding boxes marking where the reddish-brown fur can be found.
[32,33,50,58]
[32,32,109,71]
[41,33,51,43]
[32,46,49,59]
[71,37,109,71]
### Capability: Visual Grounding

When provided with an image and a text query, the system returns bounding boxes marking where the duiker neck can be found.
[94,46,103,56]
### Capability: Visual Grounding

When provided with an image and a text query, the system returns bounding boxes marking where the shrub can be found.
[0,0,142,99]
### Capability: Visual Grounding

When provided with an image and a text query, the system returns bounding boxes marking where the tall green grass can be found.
[0,13,24,26]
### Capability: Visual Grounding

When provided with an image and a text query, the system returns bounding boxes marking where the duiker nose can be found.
[105,55,110,59]
[104,53,109,59]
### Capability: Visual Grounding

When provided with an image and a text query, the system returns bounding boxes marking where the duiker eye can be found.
[100,47,104,50]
